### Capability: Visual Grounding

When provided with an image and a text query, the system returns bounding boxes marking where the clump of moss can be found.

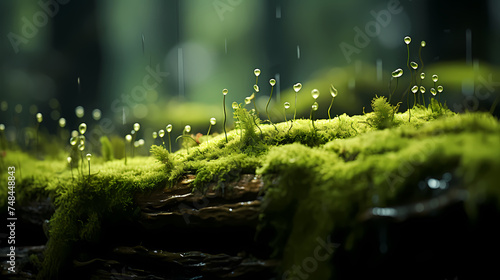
[367,95,398,129]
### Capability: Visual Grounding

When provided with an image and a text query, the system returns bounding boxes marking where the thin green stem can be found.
[310,108,316,131]
[266,86,274,124]
[223,95,228,143]
[167,132,172,153]
[328,97,334,121]
[293,92,298,121]
[207,124,212,136]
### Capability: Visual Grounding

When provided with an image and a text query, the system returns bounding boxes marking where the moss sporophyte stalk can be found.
[4,36,497,280]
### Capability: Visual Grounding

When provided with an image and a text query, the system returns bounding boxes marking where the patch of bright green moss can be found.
[2,97,499,280]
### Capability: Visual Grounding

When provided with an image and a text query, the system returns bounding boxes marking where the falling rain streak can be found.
[276,4,281,18]
[376,59,383,82]
[297,45,300,59]
[178,48,184,98]
[224,38,227,54]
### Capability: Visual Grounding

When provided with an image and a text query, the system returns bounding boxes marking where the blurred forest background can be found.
[1,0,499,153]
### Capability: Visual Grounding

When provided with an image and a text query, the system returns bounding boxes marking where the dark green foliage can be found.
[100,136,114,161]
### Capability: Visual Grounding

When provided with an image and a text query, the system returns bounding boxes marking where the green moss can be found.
[2,96,499,279]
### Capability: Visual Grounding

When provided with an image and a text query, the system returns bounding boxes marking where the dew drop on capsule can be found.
[0,124,5,131]
[430,88,437,96]
[421,41,426,47]
[138,139,145,146]
[184,125,191,133]
[70,136,78,146]
[166,124,173,133]
[125,134,132,142]
[432,74,439,83]
[244,97,252,104]
[232,102,238,110]
[67,156,72,164]
[254,68,261,77]
[284,102,290,109]
[78,143,85,151]
[71,130,78,137]
[410,61,418,70]
[59,118,66,128]
[311,102,319,111]
[79,123,87,134]
[92,109,102,121]
[392,68,403,78]
[158,129,165,138]
[269,79,276,86]
[78,135,85,145]
[222,88,228,96]
[134,141,140,148]
[330,84,338,98]
[437,85,443,93]
[311,89,320,99]
[420,72,425,80]
[210,117,217,126]
[133,122,140,132]
[152,131,157,139]
[36,113,43,123]
[411,85,418,94]
[253,84,260,92]
[75,106,84,118]
[86,153,92,161]
[293,83,302,92]
[404,36,411,44]
[420,86,426,94]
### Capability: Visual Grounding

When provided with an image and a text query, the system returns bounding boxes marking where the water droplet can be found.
[36,113,43,123]
[421,41,426,47]
[269,79,276,86]
[131,130,135,135]
[184,125,191,133]
[166,124,173,133]
[0,124,5,131]
[78,143,85,151]
[420,86,426,94]
[133,122,140,132]
[232,102,239,110]
[1,101,8,111]
[311,89,320,99]
[420,72,425,80]
[222,88,228,96]
[59,118,66,128]
[404,36,411,44]
[67,156,72,164]
[92,109,102,121]
[15,104,22,114]
[134,141,140,148]
[152,131,157,139]
[410,61,418,70]
[430,88,437,96]
[244,97,252,104]
[86,153,92,161]
[311,102,318,111]
[71,130,78,137]
[125,134,132,142]
[392,68,403,78]
[70,137,78,146]
[210,117,217,125]
[75,106,84,118]
[158,129,165,138]
[284,102,290,109]
[138,139,145,146]
[330,84,338,97]
[411,85,418,94]
[293,83,302,92]
[79,123,87,134]
[253,84,260,92]
[437,85,443,93]
[432,74,439,83]
[79,135,85,145]
[254,68,261,77]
